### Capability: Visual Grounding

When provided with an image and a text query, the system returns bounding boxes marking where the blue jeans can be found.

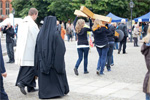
[111,55,114,65]
[146,93,150,100]
[6,42,14,61]
[114,42,118,50]
[96,46,109,74]
[107,42,114,70]
[75,47,89,72]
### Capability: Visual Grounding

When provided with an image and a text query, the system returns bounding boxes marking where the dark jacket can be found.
[93,27,109,46]
[74,17,91,45]
[141,43,150,95]
[143,24,149,37]
[0,41,6,74]
[107,24,115,42]
[3,26,14,43]
[118,23,128,37]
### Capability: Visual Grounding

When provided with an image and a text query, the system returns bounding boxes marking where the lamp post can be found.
[12,9,15,29]
[130,0,134,42]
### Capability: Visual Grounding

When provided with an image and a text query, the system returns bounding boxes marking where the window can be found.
[0,1,2,15]
[6,1,9,15]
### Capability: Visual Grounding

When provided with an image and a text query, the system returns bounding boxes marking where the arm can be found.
[54,33,66,74]
[3,26,7,33]
[89,18,93,29]
[29,23,40,43]
[0,42,7,77]
[84,27,92,32]
[73,17,78,29]
[124,25,128,37]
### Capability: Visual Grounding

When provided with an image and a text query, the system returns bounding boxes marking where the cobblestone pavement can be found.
[2,40,146,100]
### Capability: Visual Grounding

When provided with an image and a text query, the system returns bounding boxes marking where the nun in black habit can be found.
[34,16,69,99]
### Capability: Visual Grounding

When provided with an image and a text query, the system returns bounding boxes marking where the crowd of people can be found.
[0,7,150,100]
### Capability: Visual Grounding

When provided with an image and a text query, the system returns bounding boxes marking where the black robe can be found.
[34,16,69,99]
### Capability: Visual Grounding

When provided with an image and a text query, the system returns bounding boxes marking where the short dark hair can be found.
[28,8,38,16]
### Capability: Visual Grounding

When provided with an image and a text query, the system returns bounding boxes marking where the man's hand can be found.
[2,72,7,78]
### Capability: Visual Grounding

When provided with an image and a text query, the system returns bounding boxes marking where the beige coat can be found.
[133,27,139,38]
[15,16,39,66]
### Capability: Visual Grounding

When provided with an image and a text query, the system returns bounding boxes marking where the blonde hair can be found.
[92,19,103,30]
[75,19,85,33]
[143,24,150,43]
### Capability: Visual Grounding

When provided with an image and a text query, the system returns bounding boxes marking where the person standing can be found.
[34,16,69,99]
[66,23,73,42]
[133,24,139,47]
[56,20,61,35]
[61,24,66,40]
[118,19,128,54]
[141,25,150,100]
[3,23,15,63]
[73,16,91,75]
[15,8,39,95]
[0,40,9,100]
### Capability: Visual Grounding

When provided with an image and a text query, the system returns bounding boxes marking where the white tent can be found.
[0,18,23,27]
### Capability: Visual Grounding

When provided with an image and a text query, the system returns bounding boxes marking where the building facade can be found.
[0,0,12,22]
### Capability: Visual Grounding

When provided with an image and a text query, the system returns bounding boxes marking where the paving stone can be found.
[110,90,139,99]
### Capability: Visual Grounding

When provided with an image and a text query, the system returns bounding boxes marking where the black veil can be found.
[35,16,57,74]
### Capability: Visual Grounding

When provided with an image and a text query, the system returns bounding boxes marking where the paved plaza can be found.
[1,39,147,100]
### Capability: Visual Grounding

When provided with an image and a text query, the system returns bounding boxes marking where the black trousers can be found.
[119,37,127,53]
[6,42,14,61]
[133,37,138,46]
[0,75,9,100]
[16,66,36,91]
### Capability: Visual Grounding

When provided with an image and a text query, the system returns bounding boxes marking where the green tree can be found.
[11,0,150,24]
[11,0,51,25]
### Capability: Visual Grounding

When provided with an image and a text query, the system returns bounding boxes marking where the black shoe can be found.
[17,83,27,95]
[28,88,38,92]
[74,68,79,76]
[96,70,100,75]
[118,51,120,54]
[10,61,14,63]
[84,71,89,74]
[123,52,127,54]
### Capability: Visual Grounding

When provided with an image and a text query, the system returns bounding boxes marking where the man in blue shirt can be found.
[0,40,9,100]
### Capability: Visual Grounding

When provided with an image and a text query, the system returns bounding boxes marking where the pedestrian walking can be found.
[15,8,39,95]
[141,24,150,100]
[73,16,91,75]
[34,16,69,99]
[90,19,109,75]
[118,19,128,54]
[106,23,115,71]
[0,40,9,100]
[3,23,15,63]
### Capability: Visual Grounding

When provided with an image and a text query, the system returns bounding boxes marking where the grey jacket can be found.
[118,23,128,37]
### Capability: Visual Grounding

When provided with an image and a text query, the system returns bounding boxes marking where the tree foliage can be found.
[11,0,150,25]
